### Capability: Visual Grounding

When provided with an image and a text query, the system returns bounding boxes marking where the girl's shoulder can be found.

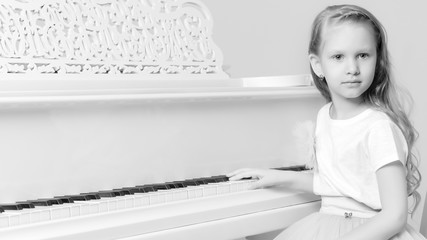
[366,107,399,128]
[316,103,389,123]
[317,103,391,119]
[317,102,332,118]
[316,104,402,137]
[365,107,391,122]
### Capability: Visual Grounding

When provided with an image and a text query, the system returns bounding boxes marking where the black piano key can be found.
[60,195,92,201]
[141,185,157,192]
[165,183,177,189]
[93,191,116,198]
[136,184,167,191]
[171,181,186,188]
[93,190,125,198]
[166,182,186,189]
[188,178,203,185]
[209,175,229,182]
[151,184,170,191]
[0,204,23,210]
[0,207,4,213]
[183,179,199,186]
[80,193,101,200]
[192,178,210,185]
[53,197,74,203]
[119,187,144,194]
[33,198,63,205]
[201,178,215,184]
[114,191,125,196]
[205,178,218,184]
[112,189,132,195]
[120,189,132,195]
[218,175,230,182]
[16,202,36,209]
[17,200,53,207]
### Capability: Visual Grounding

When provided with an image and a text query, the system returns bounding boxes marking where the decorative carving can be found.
[0,0,227,78]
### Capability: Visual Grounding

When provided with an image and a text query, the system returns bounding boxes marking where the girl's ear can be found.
[309,54,324,78]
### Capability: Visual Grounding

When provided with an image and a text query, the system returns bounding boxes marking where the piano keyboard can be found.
[0,170,320,240]
[0,175,238,228]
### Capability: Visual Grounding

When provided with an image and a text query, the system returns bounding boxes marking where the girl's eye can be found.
[332,54,343,61]
[358,53,369,59]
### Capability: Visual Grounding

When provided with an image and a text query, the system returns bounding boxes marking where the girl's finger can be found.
[228,172,255,181]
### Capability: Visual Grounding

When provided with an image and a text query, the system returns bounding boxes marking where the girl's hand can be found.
[226,168,287,190]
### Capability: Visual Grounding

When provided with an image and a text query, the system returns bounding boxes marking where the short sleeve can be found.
[367,120,408,171]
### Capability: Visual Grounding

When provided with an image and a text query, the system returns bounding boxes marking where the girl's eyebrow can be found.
[325,46,375,54]
[354,46,376,52]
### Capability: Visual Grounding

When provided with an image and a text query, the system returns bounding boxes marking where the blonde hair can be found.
[309,5,421,213]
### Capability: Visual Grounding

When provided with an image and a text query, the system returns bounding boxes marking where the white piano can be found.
[0,0,322,239]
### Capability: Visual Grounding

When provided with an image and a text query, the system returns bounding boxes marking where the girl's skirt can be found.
[273,212,426,240]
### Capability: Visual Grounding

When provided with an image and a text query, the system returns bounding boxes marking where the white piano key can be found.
[8,215,19,227]
[7,208,47,225]
[236,181,247,191]
[73,201,99,215]
[38,208,52,222]
[19,210,32,225]
[164,191,175,203]
[149,192,166,205]
[229,180,255,193]
[96,197,128,212]
[187,186,204,199]
[202,184,217,197]
[163,189,188,203]
[123,196,135,209]
[173,189,188,201]
[91,199,110,213]
[217,182,231,195]
[63,203,78,218]
[49,205,71,220]
[115,198,126,210]
[239,180,256,191]
[69,204,81,217]
[0,215,9,228]
[230,182,240,193]
[25,207,51,223]
[2,212,23,227]
[27,209,42,223]
[105,199,117,212]
[133,194,150,207]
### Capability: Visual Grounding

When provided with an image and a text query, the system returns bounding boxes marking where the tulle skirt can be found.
[273,212,426,240]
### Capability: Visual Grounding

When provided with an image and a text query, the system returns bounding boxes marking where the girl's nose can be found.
[347,59,360,75]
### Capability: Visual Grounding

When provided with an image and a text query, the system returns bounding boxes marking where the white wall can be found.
[203,0,427,231]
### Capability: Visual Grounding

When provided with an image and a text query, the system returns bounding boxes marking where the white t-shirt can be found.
[313,103,408,217]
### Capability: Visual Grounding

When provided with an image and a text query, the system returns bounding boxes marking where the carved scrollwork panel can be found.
[0,0,227,78]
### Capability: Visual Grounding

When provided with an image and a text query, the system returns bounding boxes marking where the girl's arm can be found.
[339,161,408,240]
[227,168,314,193]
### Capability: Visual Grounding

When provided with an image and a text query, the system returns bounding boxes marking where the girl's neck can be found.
[329,98,369,120]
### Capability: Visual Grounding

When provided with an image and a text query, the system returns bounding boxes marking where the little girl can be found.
[228,5,426,240]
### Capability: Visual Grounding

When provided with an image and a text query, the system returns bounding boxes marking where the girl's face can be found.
[310,21,377,104]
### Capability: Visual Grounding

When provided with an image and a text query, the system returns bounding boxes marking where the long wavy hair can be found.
[309,5,421,214]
